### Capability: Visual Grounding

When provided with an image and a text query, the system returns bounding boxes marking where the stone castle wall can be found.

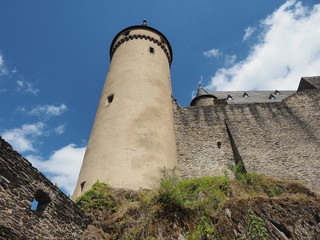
[1,73,319,239]
[173,101,235,179]
[0,137,90,239]
[174,88,320,191]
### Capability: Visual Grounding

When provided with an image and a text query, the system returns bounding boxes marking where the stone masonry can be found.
[0,137,90,239]
[174,77,320,191]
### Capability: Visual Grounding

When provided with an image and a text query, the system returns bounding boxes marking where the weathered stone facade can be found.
[174,77,320,192]
[173,100,235,179]
[0,137,90,239]
[1,20,319,238]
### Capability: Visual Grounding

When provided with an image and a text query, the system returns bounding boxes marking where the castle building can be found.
[73,22,320,199]
[72,21,177,199]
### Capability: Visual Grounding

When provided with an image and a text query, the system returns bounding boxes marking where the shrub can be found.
[156,169,230,215]
[264,182,284,197]
[187,216,222,240]
[75,181,116,212]
[156,168,186,213]
[238,209,269,240]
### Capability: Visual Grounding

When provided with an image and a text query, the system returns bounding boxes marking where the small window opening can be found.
[31,199,38,210]
[30,190,51,215]
[107,94,114,104]
[149,47,154,53]
[80,181,86,191]
[269,94,276,100]
[227,94,233,100]
[217,141,222,149]
[242,92,249,97]
[274,90,280,94]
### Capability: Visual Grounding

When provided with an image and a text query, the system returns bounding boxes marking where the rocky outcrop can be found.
[74,176,320,240]
[217,196,320,239]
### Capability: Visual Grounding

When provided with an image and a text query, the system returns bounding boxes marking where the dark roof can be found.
[298,76,320,90]
[190,76,320,105]
[206,90,296,104]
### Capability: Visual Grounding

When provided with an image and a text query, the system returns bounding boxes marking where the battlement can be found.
[73,21,320,198]
[176,77,320,191]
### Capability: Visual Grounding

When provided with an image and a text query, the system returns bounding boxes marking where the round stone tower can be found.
[72,22,177,200]
[190,85,218,106]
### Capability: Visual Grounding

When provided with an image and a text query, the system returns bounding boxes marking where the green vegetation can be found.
[75,164,314,239]
[75,181,117,212]
[186,216,222,240]
[229,163,285,197]
[157,169,230,214]
[238,209,269,240]
[245,209,269,240]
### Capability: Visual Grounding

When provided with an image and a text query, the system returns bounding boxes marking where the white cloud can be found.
[25,82,40,95]
[54,125,65,135]
[0,55,3,67]
[243,26,256,41]
[27,104,68,118]
[203,48,237,67]
[16,80,40,96]
[224,55,237,66]
[27,144,86,195]
[0,53,37,95]
[16,80,24,87]
[203,48,221,58]
[206,0,320,91]
[1,122,45,152]
[16,106,26,112]
[0,55,9,76]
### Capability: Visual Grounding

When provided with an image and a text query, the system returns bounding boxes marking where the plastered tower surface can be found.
[73,23,177,200]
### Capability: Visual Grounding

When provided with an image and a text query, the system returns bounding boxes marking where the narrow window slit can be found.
[243,92,249,97]
[269,94,276,100]
[80,181,86,191]
[149,47,154,53]
[106,94,114,105]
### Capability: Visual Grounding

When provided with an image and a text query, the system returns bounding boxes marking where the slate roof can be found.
[191,86,296,105]
[208,90,296,104]
[298,76,320,90]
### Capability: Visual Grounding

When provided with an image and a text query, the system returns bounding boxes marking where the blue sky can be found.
[1,0,320,195]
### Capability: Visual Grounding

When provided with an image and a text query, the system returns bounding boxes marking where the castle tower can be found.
[190,85,217,106]
[72,22,177,200]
